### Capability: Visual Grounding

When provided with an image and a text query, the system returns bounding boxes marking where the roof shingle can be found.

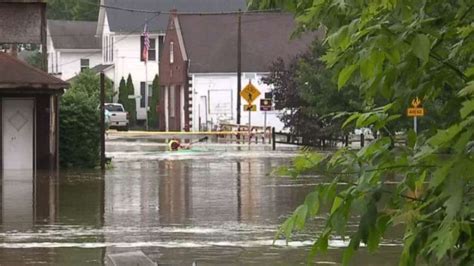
[0,52,68,90]
[48,20,101,50]
[103,0,247,33]
[177,13,322,73]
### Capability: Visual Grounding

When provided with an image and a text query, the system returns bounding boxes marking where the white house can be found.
[95,0,247,122]
[159,13,321,132]
[47,20,102,81]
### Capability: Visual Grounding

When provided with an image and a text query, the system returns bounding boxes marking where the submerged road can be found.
[0,135,401,265]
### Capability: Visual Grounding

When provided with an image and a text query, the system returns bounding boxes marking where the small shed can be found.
[0,52,67,170]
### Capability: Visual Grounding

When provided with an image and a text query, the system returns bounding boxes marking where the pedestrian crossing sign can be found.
[240,82,261,104]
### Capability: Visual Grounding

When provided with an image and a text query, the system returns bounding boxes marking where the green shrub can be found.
[148,75,160,129]
[126,74,137,126]
[117,77,127,106]
[59,70,112,168]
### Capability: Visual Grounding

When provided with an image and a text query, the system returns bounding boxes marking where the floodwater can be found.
[0,139,402,265]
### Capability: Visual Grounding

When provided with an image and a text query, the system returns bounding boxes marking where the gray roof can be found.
[48,20,101,50]
[104,0,247,33]
[178,13,321,73]
[90,64,114,73]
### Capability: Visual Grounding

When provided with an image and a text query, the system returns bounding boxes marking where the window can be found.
[105,104,124,112]
[110,36,114,62]
[103,37,106,62]
[140,82,146,108]
[170,41,174,64]
[169,86,175,118]
[80,59,89,71]
[140,82,153,108]
[140,37,156,61]
[158,35,164,62]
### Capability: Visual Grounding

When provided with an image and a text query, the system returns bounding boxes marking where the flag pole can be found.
[143,23,149,131]
[145,60,149,130]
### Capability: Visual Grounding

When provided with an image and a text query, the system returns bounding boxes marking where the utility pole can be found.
[236,10,242,125]
[100,72,106,171]
[41,5,47,71]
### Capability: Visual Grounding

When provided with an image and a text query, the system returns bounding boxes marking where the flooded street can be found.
[0,139,401,265]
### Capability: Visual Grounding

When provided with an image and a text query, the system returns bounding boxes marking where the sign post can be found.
[407,97,425,134]
[240,81,261,145]
[260,98,272,143]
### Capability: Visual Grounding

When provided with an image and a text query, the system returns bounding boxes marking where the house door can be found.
[2,99,34,170]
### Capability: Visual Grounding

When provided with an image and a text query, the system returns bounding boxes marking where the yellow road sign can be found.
[407,97,425,117]
[240,82,261,104]
[407,108,424,117]
[243,104,256,111]
[411,97,421,108]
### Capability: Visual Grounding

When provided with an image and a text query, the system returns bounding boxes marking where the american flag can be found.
[142,24,150,62]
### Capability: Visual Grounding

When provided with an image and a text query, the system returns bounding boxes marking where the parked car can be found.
[104,103,129,131]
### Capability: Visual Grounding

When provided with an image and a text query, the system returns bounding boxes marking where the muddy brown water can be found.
[0,140,401,265]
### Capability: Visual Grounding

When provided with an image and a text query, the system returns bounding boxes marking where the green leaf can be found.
[444,177,464,219]
[367,226,380,252]
[407,129,417,148]
[385,47,400,64]
[458,81,474,97]
[338,64,358,89]
[342,232,360,266]
[294,205,308,230]
[282,216,295,241]
[428,124,462,147]
[460,99,474,119]
[305,191,320,217]
[411,34,431,64]
[464,67,474,77]
[331,196,343,214]
[356,113,378,128]
[342,112,360,128]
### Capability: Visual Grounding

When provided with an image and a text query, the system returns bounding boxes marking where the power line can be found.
[100,4,280,15]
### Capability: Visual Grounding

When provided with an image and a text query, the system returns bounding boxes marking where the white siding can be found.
[191,73,285,132]
[57,51,101,81]
[113,34,160,120]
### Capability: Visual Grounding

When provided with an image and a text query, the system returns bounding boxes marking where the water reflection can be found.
[0,143,401,265]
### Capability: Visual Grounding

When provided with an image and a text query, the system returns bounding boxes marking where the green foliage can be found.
[69,69,115,102]
[126,74,137,126]
[59,70,101,168]
[117,77,127,106]
[256,0,474,265]
[148,75,160,129]
[25,51,43,69]
[47,0,99,21]
[59,90,100,168]
[59,70,114,168]
[263,41,361,143]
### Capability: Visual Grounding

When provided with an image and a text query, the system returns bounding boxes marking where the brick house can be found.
[159,12,320,131]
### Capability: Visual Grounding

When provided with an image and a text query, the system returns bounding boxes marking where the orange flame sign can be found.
[411,97,422,108]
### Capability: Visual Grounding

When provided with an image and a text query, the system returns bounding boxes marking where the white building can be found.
[159,13,320,132]
[95,0,247,121]
[47,20,102,81]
